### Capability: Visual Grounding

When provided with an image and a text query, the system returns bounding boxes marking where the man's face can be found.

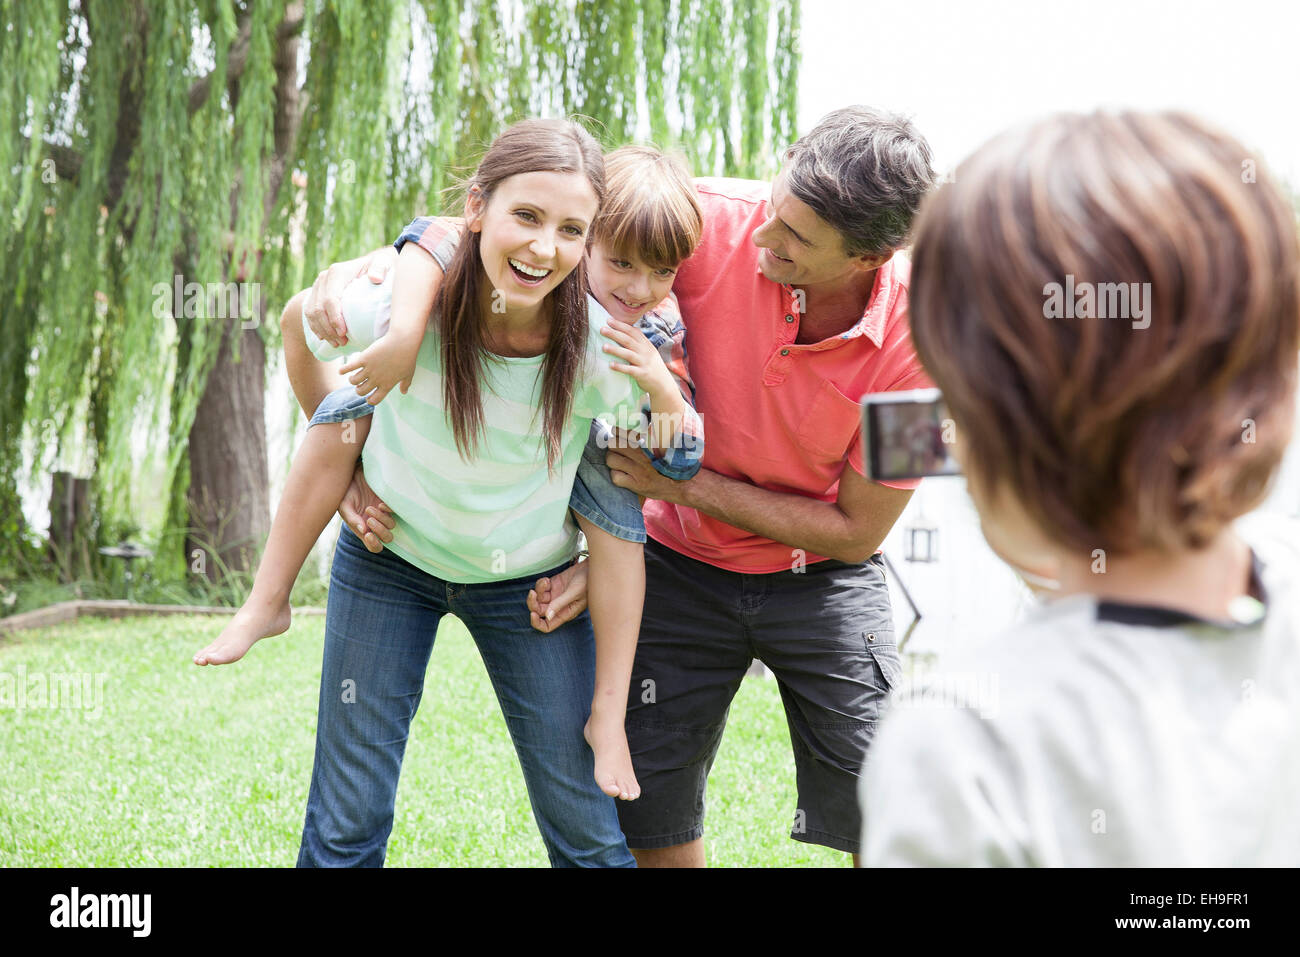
[750,169,874,288]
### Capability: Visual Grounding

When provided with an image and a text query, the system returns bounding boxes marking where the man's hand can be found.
[338,462,396,553]
[606,430,692,504]
[527,559,588,633]
[339,334,420,406]
[304,246,400,348]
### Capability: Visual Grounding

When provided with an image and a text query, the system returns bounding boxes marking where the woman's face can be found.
[585,242,678,323]
[466,170,600,318]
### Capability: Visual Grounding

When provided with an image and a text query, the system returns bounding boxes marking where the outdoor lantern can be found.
[904,517,939,563]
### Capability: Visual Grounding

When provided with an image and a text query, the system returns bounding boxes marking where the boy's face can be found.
[585,242,678,323]
[956,438,1065,593]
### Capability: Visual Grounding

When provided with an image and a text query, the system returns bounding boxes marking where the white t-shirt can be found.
[859,512,1300,866]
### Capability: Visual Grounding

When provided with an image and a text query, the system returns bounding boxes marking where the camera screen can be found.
[860,389,962,481]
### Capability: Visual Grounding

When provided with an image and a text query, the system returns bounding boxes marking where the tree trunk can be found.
[182,2,304,587]
[185,324,269,582]
[48,470,93,582]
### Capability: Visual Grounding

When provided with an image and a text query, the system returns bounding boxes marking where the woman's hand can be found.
[305,246,400,348]
[527,559,589,633]
[338,462,396,553]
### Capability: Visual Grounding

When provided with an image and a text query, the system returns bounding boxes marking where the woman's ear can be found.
[465,185,486,232]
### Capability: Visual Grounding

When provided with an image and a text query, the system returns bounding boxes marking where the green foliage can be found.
[3,0,801,595]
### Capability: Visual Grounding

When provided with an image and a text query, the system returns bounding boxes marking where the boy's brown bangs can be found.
[598,195,699,270]
[591,146,703,269]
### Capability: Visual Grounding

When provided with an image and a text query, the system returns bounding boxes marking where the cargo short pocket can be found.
[865,637,902,693]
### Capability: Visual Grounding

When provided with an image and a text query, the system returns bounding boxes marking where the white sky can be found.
[799,0,1300,189]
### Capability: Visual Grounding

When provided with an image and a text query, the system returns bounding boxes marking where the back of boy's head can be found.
[908,111,1300,555]
[591,146,703,269]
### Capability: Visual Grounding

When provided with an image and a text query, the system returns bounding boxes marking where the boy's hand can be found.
[339,333,420,406]
[600,318,676,404]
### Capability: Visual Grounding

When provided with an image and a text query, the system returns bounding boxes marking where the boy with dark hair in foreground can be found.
[862,111,1300,866]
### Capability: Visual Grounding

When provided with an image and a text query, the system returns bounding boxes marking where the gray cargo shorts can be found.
[616,537,901,855]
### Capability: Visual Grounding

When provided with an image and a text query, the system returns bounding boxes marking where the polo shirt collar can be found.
[756,254,897,349]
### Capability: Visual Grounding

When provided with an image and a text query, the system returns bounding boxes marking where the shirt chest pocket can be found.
[795,379,864,463]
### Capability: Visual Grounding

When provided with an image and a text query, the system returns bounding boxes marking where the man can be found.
[307,106,936,865]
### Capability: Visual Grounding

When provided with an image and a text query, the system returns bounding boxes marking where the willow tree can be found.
[1,0,800,593]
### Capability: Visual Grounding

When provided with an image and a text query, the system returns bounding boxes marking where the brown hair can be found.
[434,118,604,469]
[908,111,1300,554]
[784,105,935,257]
[590,145,702,269]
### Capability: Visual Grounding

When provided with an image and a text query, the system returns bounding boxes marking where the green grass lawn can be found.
[0,613,848,867]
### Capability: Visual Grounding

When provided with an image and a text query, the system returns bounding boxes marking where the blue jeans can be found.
[296,525,636,867]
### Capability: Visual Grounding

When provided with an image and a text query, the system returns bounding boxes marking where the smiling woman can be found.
[470,172,595,321]
[295,119,655,869]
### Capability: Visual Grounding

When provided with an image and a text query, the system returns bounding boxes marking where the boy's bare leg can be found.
[281,289,350,419]
[574,513,644,801]
[192,417,373,666]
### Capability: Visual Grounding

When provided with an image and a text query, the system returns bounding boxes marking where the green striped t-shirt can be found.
[306,272,644,583]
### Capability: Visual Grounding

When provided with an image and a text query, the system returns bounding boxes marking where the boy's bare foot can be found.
[584,712,640,801]
[192,600,292,666]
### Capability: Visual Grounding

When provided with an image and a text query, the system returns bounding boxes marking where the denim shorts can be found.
[308,386,645,543]
[569,419,645,543]
[308,385,375,427]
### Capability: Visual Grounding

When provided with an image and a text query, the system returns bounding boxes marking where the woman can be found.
[285,118,642,867]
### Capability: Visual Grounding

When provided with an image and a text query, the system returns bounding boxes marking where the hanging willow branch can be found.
[2,0,802,583]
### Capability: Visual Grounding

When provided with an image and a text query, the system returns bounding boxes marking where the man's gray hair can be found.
[784,106,936,257]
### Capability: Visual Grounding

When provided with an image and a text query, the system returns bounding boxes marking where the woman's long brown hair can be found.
[434,118,605,470]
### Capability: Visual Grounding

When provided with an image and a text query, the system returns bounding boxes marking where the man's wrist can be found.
[675,467,709,508]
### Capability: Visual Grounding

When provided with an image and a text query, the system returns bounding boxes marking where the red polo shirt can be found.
[645,177,933,573]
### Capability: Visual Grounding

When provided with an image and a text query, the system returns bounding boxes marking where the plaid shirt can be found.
[395,216,704,479]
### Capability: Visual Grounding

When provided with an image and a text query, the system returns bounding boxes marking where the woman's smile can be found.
[506,257,554,286]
